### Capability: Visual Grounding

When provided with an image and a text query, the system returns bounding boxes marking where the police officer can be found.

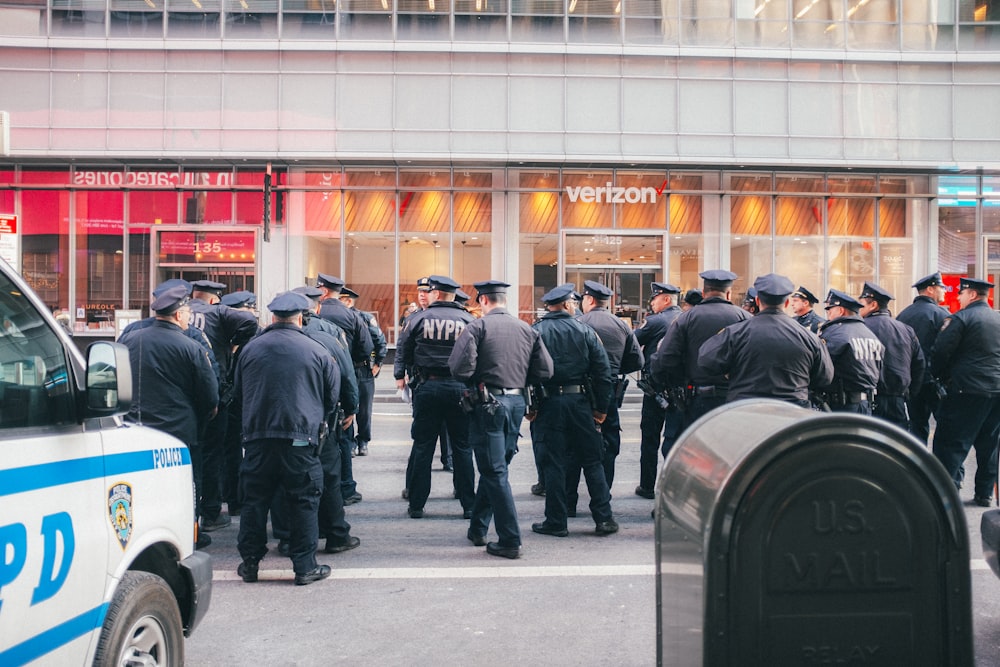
[448,280,553,559]
[681,288,702,311]
[218,290,260,518]
[741,286,760,315]
[897,272,952,443]
[698,273,833,405]
[187,279,259,533]
[634,282,682,499]
[528,284,618,538]
[930,277,1000,505]
[394,275,475,520]
[788,286,825,333]
[316,274,372,505]
[119,285,219,548]
[340,286,387,457]
[234,291,339,586]
[816,289,884,415]
[574,280,643,493]
[650,270,751,423]
[859,281,925,431]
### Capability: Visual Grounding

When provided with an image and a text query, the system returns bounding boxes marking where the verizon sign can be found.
[565,181,666,204]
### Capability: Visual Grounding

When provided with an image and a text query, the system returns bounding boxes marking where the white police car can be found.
[0,259,211,665]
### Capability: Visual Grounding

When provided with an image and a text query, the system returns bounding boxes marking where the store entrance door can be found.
[149,225,259,307]
[565,268,659,328]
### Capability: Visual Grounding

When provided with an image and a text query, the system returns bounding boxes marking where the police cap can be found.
[455,289,470,305]
[754,273,795,300]
[221,290,256,308]
[825,289,862,312]
[292,285,324,301]
[541,283,576,306]
[268,291,312,316]
[316,273,344,291]
[473,280,509,297]
[151,285,191,316]
[790,285,820,304]
[152,278,191,298]
[416,276,432,292]
[191,279,226,296]
[572,290,582,302]
[683,289,703,306]
[859,281,893,303]
[583,280,613,299]
[428,275,460,293]
[959,276,995,293]
[650,282,681,296]
[913,272,952,292]
[700,270,738,290]
[340,286,360,299]
[742,287,758,306]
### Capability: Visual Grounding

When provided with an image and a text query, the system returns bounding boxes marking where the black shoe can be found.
[295,565,332,586]
[350,448,356,458]
[200,513,232,532]
[463,509,473,520]
[401,488,409,500]
[344,492,363,506]
[595,519,619,535]
[530,483,546,497]
[227,504,241,517]
[277,540,290,556]
[486,542,521,559]
[442,464,453,472]
[974,495,993,507]
[196,532,212,550]
[634,485,655,500]
[408,508,424,519]
[467,531,487,547]
[532,522,568,537]
[357,442,369,456]
[567,507,577,518]
[237,559,259,583]
[325,535,361,553]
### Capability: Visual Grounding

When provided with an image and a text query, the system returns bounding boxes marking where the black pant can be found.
[198,403,229,520]
[237,439,323,575]
[933,393,1000,498]
[355,370,375,445]
[638,394,685,491]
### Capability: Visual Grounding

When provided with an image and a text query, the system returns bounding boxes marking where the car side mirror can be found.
[86,341,133,415]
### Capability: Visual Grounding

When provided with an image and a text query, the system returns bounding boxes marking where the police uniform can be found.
[790,286,825,333]
[897,272,952,443]
[574,280,644,492]
[816,290,884,415]
[634,282,682,497]
[188,279,260,529]
[394,275,475,519]
[741,286,759,315]
[448,280,554,558]
[342,286,387,457]
[698,273,833,405]
[650,270,751,423]
[316,274,370,504]
[930,277,1000,504]
[859,282,925,431]
[234,292,339,585]
[119,286,219,543]
[531,284,617,537]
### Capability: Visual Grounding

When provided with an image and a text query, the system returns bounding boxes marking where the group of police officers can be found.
[118,263,1000,577]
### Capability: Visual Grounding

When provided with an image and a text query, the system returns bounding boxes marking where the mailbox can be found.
[655,399,973,667]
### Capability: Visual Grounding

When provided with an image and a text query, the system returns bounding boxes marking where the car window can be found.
[0,273,75,428]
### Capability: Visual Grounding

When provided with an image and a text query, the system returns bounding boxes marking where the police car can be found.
[0,259,211,665]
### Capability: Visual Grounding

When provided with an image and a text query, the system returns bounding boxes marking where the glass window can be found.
[235,169,273,226]
[938,176,977,278]
[397,0,450,39]
[166,0,221,37]
[454,171,493,321]
[282,0,337,39]
[76,191,124,334]
[52,0,107,37]
[679,0,733,46]
[791,0,845,49]
[736,0,788,48]
[958,0,1000,50]
[20,171,71,319]
[730,173,773,295]
[511,0,564,43]
[0,270,76,428]
[339,0,393,40]
[667,172,704,291]
[110,0,164,36]
[616,171,668,230]
[128,187,179,315]
[180,170,233,224]
[563,171,614,228]
[568,0,621,44]
[622,0,661,45]
[901,0,953,51]
[454,0,508,41]
[224,0,278,37]
[847,0,897,50]
[518,170,559,323]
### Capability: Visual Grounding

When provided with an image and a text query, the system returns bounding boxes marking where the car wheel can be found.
[93,571,185,667]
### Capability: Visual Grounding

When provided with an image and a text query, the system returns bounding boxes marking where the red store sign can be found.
[158,230,256,265]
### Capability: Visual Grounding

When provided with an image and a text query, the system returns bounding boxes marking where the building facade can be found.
[2,1,999,344]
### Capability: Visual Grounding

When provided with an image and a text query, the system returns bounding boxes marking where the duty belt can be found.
[845,391,871,403]
[543,384,586,395]
[487,386,522,396]
[692,385,725,398]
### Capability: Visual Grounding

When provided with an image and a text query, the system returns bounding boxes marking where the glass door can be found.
[984,235,1000,310]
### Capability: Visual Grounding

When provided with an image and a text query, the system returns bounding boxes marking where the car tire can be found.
[93,571,185,667]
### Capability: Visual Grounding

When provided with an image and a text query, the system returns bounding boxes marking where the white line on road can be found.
[214,560,990,582]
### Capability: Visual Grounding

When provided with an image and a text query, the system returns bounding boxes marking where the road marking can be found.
[215,560,991,581]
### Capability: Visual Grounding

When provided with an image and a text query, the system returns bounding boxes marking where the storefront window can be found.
[235,168,274,226]
[181,169,233,224]
[20,170,70,317]
[666,172,703,292]
[616,171,668,230]
[518,170,559,322]
[344,170,397,343]
[563,171,614,228]
[984,175,1000,235]
[127,186,180,313]
[75,190,124,334]
[453,170,493,306]
[730,173,773,302]
[938,175,978,277]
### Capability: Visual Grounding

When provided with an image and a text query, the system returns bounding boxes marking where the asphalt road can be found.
[185,378,1000,666]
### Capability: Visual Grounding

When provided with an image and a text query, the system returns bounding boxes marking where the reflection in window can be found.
[76,191,124,333]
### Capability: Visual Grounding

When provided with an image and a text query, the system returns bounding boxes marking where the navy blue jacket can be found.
[235,322,340,444]
[896,295,949,362]
[319,298,373,365]
[395,301,473,379]
[449,307,553,389]
[818,315,884,394]
[862,310,925,397]
[651,297,751,387]
[931,300,1000,395]
[302,314,359,416]
[187,298,259,381]
[533,310,612,410]
[634,305,680,373]
[576,306,644,375]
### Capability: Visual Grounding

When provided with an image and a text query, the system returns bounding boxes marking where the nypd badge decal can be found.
[108,482,133,549]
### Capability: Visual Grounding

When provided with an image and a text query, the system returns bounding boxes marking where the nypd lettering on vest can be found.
[422,317,466,341]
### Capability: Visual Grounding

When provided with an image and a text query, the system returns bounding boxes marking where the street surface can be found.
[186,374,1000,665]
